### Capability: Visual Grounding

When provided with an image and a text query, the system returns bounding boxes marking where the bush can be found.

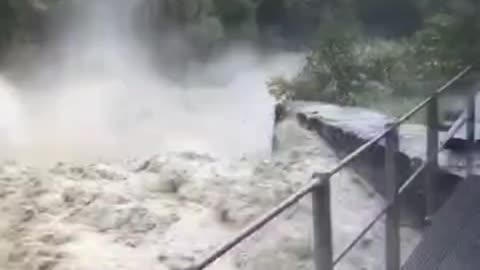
[269,27,403,106]
[414,13,477,76]
[269,6,480,109]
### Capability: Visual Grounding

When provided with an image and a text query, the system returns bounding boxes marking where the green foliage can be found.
[310,31,361,104]
[1,0,480,114]
[268,28,361,105]
[0,1,15,49]
[414,13,479,76]
[268,76,294,103]
[213,0,254,29]
[269,0,480,111]
[269,26,407,106]
[0,0,57,47]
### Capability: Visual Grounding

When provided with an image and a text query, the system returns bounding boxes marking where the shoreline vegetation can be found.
[1,0,479,116]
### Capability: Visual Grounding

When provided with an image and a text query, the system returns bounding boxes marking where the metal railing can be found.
[188,66,475,270]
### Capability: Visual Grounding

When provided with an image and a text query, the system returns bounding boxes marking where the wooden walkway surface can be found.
[402,175,480,270]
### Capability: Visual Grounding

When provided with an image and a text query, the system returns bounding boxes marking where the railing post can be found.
[385,124,400,270]
[466,91,476,176]
[425,96,439,223]
[312,173,333,270]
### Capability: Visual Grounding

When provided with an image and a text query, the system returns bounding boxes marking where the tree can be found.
[356,0,421,37]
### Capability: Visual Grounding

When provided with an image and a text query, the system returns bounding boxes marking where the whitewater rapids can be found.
[0,118,420,270]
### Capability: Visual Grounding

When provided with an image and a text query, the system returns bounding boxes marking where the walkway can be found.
[403,175,480,270]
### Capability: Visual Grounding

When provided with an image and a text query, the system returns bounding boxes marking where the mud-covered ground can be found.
[0,118,420,270]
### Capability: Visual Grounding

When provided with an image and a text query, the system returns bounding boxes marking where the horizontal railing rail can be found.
[188,65,474,270]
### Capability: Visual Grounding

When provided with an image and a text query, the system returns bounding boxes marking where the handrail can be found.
[440,110,468,150]
[329,66,471,177]
[334,103,471,266]
[191,177,319,270]
[190,66,473,270]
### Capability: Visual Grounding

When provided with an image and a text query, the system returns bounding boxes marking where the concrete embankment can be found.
[281,101,464,225]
